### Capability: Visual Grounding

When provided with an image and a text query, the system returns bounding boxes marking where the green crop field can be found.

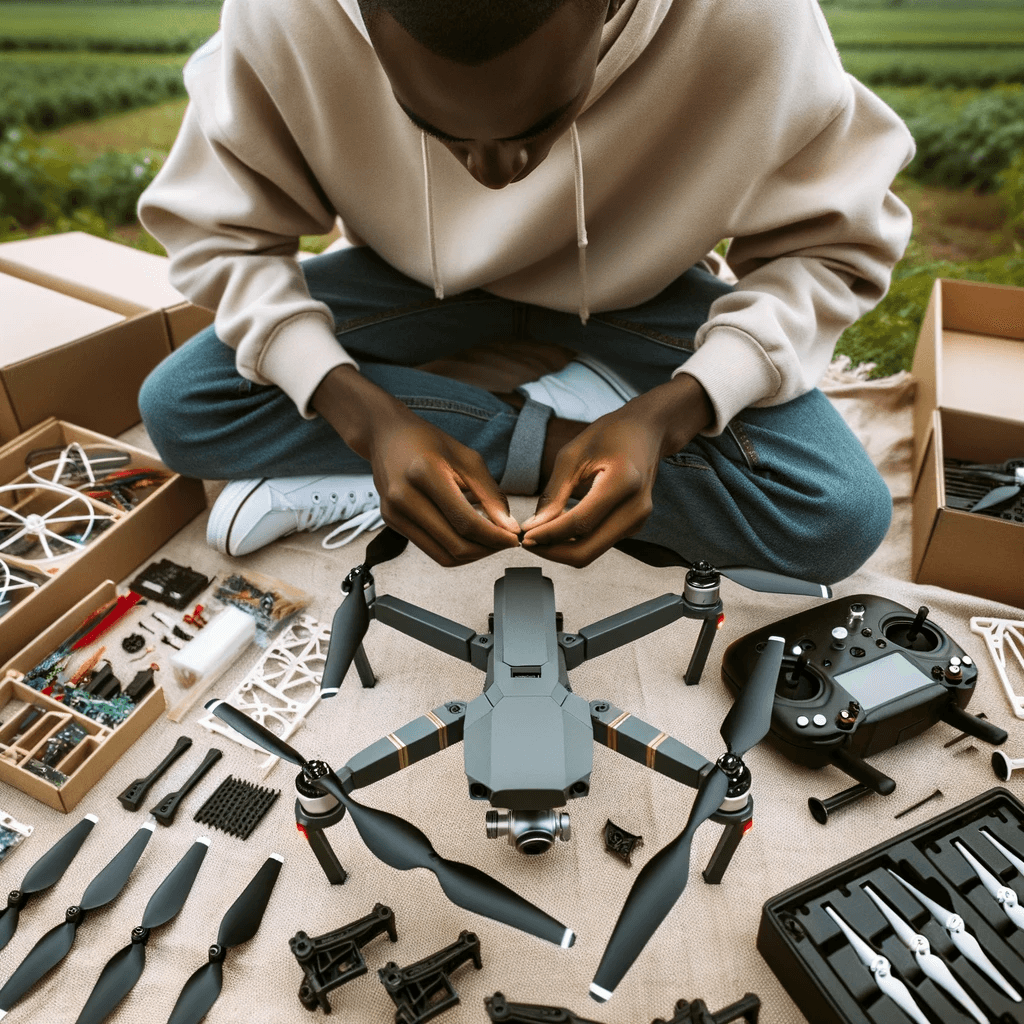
[0,3,220,51]
[842,46,1024,86]
[823,7,1024,47]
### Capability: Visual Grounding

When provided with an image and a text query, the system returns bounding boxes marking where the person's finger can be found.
[520,465,587,532]
[525,496,650,568]
[424,470,521,549]
[457,472,521,534]
[384,501,506,567]
[522,467,640,548]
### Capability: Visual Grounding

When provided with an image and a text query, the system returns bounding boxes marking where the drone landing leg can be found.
[701,804,752,885]
[683,613,720,686]
[354,643,376,688]
[296,800,349,885]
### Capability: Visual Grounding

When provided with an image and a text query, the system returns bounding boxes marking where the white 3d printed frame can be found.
[970,617,1024,719]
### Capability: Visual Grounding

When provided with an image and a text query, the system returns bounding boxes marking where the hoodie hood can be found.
[335,0,674,321]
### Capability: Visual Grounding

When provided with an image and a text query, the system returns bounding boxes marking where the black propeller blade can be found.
[613,540,831,598]
[0,813,97,952]
[590,637,786,1002]
[167,854,283,1024]
[206,699,574,948]
[0,822,154,1014]
[320,527,409,697]
[74,837,210,1024]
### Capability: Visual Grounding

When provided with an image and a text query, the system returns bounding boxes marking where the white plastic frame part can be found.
[0,482,108,563]
[970,617,1024,719]
[196,614,329,776]
[25,442,127,490]
[0,558,40,608]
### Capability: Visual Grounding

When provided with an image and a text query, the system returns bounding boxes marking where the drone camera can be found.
[486,809,571,855]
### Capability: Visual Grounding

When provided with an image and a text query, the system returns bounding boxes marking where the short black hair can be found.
[358,0,607,66]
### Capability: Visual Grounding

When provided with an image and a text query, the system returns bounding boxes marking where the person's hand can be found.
[312,366,520,565]
[519,373,713,568]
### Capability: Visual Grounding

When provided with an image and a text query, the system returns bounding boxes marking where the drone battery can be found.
[170,606,255,692]
[130,559,210,610]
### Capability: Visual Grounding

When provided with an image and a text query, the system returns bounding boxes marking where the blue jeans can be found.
[139,246,891,584]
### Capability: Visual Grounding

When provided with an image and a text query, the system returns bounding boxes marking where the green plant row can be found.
[0,127,163,225]
[0,35,205,53]
[0,61,186,135]
[823,8,1024,47]
[855,63,1024,89]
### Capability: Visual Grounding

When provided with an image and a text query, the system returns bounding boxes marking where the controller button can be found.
[861,627,873,637]
[875,639,887,648]
[931,665,945,679]
[962,655,973,666]
[796,716,810,728]
[850,647,866,658]
[812,714,827,727]
[822,659,832,668]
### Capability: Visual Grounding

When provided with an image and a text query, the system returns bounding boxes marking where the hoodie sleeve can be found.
[675,77,915,436]
[137,31,358,418]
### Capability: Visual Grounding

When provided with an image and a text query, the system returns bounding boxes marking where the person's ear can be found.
[605,0,623,22]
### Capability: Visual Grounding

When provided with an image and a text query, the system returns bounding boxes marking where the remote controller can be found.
[721,595,1006,793]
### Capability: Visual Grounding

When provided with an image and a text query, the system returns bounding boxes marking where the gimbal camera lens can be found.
[486,809,571,854]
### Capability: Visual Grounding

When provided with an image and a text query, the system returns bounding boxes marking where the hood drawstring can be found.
[420,124,590,322]
[570,122,589,325]
[421,131,444,300]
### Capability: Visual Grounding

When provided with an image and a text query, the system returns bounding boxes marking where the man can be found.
[138,0,914,582]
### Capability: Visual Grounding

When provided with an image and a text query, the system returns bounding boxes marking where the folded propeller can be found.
[589,636,786,1002]
[74,837,210,1024]
[0,822,154,1015]
[0,814,97,953]
[205,699,574,948]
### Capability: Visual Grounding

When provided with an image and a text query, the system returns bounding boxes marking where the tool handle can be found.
[150,748,223,825]
[117,736,193,811]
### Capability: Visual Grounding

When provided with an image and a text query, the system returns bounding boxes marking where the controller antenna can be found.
[906,605,929,644]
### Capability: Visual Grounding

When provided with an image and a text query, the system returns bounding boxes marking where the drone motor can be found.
[485,809,571,855]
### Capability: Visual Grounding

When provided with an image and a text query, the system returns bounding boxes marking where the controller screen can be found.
[833,652,928,711]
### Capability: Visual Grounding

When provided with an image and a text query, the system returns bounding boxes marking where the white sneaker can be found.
[517,354,639,422]
[206,474,383,556]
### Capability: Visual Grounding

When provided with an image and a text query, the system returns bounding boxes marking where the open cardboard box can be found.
[0,582,165,812]
[0,271,172,444]
[911,279,1024,607]
[0,232,214,350]
[0,418,206,663]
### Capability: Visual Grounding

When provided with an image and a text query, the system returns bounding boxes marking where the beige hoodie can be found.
[138,0,915,435]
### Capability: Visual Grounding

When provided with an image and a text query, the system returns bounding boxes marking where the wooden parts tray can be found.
[0,582,165,812]
[0,417,206,664]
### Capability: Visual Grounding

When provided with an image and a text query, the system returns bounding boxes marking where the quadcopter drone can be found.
[209,528,831,1002]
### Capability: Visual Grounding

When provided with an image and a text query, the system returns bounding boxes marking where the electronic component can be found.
[130,559,210,611]
[722,595,1006,794]
[0,812,32,867]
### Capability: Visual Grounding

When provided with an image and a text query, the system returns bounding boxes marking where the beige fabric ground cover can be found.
[0,360,1021,1024]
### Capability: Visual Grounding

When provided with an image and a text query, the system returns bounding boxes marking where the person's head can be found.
[359,0,622,189]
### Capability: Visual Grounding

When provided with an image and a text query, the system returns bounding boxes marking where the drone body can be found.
[210,528,826,1000]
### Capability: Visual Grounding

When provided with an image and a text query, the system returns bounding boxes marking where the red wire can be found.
[71,591,142,650]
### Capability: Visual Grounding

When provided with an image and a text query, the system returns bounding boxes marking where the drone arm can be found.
[568,594,695,665]
[343,702,467,790]
[590,700,710,790]
[372,596,484,665]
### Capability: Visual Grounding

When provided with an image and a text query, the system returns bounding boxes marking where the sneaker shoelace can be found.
[299,486,383,549]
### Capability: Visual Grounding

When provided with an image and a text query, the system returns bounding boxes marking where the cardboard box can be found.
[0,582,165,812]
[910,279,1024,607]
[0,272,172,443]
[0,418,206,663]
[0,232,214,349]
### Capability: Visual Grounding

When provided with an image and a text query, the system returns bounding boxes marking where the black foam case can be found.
[758,787,1024,1023]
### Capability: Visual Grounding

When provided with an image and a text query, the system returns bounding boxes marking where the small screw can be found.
[894,788,943,820]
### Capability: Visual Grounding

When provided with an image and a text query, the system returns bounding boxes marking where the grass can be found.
[842,47,1024,81]
[823,7,1024,47]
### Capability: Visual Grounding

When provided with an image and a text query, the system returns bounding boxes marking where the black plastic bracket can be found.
[149,748,222,825]
[290,903,398,1013]
[653,994,761,1024]
[378,931,482,1024]
[117,735,192,811]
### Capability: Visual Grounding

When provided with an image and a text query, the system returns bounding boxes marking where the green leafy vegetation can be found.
[843,48,1024,87]
[0,3,220,52]
[0,60,187,135]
